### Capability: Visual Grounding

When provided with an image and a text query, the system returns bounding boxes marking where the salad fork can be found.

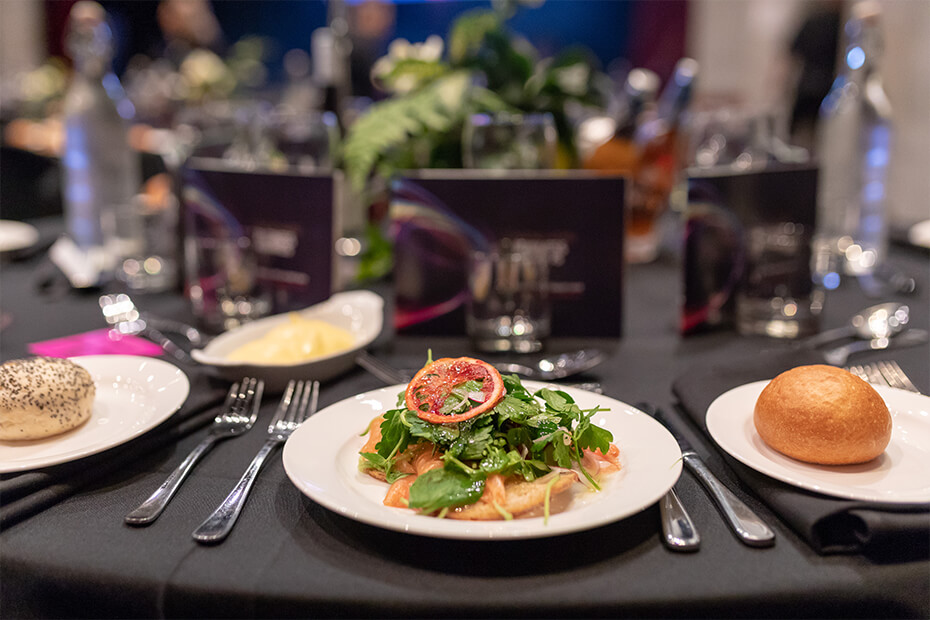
[125,378,263,526]
[193,379,320,544]
[846,360,922,393]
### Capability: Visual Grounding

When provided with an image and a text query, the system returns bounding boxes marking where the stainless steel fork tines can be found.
[125,378,264,526]
[192,380,320,544]
[847,360,921,393]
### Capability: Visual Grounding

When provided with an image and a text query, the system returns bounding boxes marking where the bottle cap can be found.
[626,69,660,98]
[69,1,106,27]
[851,0,882,22]
[672,58,699,86]
[66,1,113,63]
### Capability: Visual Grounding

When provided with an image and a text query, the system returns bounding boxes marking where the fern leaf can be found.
[343,71,474,193]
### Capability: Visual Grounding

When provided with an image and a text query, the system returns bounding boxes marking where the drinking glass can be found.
[185,234,272,332]
[466,243,551,353]
[735,222,822,338]
[103,189,179,293]
[463,112,557,169]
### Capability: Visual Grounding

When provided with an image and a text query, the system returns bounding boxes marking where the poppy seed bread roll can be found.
[753,365,892,465]
[0,357,95,440]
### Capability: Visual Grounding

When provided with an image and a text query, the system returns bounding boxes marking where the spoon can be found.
[802,302,909,349]
[356,351,605,392]
[99,293,207,362]
[493,349,606,381]
[822,328,929,366]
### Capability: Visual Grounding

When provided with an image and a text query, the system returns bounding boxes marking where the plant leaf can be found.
[343,71,473,193]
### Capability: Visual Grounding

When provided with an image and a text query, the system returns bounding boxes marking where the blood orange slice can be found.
[405,357,505,424]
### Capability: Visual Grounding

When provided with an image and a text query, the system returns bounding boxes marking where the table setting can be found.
[1,214,928,618]
[1,1,929,615]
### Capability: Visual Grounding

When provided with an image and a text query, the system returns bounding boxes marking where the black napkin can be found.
[0,367,229,529]
[672,349,930,557]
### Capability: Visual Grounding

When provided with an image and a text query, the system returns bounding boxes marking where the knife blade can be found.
[656,408,776,548]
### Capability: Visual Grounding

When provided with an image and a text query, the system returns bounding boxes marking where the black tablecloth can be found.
[1,220,928,618]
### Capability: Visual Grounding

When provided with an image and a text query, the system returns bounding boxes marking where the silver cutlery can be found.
[99,293,207,362]
[857,265,918,299]
[801,302,909,349]
[357,349,607,383]
[492,348,606,381]
[356,351,604,393]
[125,378,263,526]
[822,328,929,366]
[846,360,922,394]
[193,379,319,544]
[635,403,700,552]
[569,382,604,394]
[355,351,409,384]
[655,409,775,548]
[660,488,701,552]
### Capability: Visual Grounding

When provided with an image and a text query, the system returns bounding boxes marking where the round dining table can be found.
[1,218,927,618]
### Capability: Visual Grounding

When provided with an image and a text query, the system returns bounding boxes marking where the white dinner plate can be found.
[706,381,930,503]
[0,355,190,473]
[0,220,39,253]
[282,382,682,540]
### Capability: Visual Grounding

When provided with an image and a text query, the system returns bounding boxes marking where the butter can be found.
[227,314,355,364]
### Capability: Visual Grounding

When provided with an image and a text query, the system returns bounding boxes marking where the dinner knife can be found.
[656,409,776,548]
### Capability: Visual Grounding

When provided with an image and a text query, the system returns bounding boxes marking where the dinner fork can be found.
[846,360,922,394]
[192,379,320,544]
[125,378,263,526]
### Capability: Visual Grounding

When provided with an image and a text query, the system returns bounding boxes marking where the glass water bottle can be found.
[61,2,140,267]
[814,0,892,282]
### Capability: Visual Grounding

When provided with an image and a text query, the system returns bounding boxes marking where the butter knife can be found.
[656,409,776,547]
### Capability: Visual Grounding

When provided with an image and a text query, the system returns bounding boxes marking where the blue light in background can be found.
[860,213,884,234]
[823,272,841,290]
[66,181,91,205]
[846,46,865,70]
[866,145,888,168]
[863,180,884,202]
[63,147,88,170]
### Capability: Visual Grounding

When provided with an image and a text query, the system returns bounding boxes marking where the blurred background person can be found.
[787,0,842,152]
[347,0,396,100]
[155,0,225,67]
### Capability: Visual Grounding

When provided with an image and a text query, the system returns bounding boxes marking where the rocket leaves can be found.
[359,374,613,511]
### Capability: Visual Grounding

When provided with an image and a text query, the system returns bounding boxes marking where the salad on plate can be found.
[358,355,620,521]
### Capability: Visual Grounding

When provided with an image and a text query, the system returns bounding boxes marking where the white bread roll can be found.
[0,357,95,440]
[753,364,892,465]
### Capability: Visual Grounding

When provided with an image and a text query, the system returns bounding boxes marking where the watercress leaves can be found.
[576,416,613,455]
[407,468,486,512]
[363,374,615,513]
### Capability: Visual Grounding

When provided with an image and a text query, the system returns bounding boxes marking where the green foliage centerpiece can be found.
[342,0,608,195]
